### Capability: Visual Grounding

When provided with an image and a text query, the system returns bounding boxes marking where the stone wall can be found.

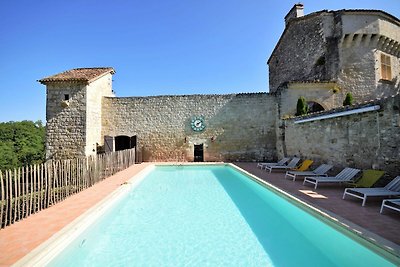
[375,50,400,98]
[85,74,114,155]
[278,82,341,117]
[338,46,376,101]
[268,12,338,92]
[102,93,277,162]
[46,83,87,159]
[338,43,400,103]
[337,13,400,102]
[279,94,400,177]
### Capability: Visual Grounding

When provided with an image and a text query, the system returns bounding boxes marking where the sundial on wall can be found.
[190,116,206,132]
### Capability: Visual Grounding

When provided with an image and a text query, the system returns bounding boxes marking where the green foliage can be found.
[343,92,354,106]
[0,120,45,171]
[295,97,308,116]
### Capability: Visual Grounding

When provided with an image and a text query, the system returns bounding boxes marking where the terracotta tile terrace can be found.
[0,162,399,266]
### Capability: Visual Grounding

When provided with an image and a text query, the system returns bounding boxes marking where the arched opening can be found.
[307,101,325,113]
[115,135,131,151]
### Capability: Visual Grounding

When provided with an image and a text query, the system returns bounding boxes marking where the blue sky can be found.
[0,0,399,122]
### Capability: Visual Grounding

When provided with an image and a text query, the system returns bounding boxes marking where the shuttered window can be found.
[380,53,392,81]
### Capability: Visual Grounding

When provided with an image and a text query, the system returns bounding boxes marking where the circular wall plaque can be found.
[190,116,206,132]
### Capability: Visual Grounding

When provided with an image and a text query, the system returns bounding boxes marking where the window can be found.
[380,53,392,81]
[64,94,70,101]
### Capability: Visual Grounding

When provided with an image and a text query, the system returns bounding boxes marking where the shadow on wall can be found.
[182,94,277,162]
[376,76,400,99]
[102,93,278,162]
[280,94,400,177]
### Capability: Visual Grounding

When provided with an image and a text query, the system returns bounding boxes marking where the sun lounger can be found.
[265,157,300,173]
[285,164,333,181]
[257,157,290,169]
[293,159,313,172]
[345,170,385,188]
[380,199,400,214]
[343,176,400,206]
[303,167,360,189]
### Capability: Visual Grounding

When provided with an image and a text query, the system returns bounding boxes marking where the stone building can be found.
[39,4,400,169]
[39,68,115,159]
[269,4,400,117]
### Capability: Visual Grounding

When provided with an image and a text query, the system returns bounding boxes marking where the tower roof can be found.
[38,67,115,84]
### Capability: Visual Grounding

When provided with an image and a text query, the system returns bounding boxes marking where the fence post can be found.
[24,165,29,218]
[7,170,12,226]
[39,163,44,211]
[16,167,21,221]
[33,164,37,215]
[0,171,4,228]
[45,162,49,209]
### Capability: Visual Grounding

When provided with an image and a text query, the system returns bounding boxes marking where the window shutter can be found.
[104,136,114,153]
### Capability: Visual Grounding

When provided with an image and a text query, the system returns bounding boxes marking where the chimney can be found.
[284,3,304,26]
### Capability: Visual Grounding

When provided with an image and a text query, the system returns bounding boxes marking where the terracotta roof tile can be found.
[38,67,115,84]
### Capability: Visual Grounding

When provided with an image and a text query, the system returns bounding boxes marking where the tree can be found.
[343,93,353,106]
[0,120,46,170]
[295,97,308,116]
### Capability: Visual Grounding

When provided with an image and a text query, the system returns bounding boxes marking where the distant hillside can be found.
[0,121,45,171]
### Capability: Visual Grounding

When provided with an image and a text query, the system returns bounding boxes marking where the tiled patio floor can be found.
[0,162,399,266]
[234,163,400,247]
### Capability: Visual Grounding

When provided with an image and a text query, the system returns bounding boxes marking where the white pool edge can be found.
[229,163,400,265]
[13,165,155,267]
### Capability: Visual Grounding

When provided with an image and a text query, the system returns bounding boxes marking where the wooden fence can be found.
[0,148,135,229]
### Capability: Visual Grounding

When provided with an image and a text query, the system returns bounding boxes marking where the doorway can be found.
[194,144,204,162]
[115,136,131,151]
[104,135,137,152]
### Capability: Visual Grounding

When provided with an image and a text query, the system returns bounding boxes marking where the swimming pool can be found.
[28,165,399,266]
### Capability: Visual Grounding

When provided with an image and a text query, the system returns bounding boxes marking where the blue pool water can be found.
[49,165,396,266]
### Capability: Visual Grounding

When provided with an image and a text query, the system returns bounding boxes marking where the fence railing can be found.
[0,148,135,229]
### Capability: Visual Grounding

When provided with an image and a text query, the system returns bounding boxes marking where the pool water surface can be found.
[48,165,397,266]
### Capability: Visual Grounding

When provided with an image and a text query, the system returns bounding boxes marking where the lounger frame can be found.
[285,164,333,181]
[303,168,360,189]
[380,199,400,214]
[343,176,400,206]
[265,157,300,173]
[257,157,290,169]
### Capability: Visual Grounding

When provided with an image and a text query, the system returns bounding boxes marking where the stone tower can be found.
[39,67,115,159]
[268,4,400,116]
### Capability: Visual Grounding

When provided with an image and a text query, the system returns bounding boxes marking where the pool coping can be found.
[229,163,400,265]
[13,162,400,266]
[13,165,155,267]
